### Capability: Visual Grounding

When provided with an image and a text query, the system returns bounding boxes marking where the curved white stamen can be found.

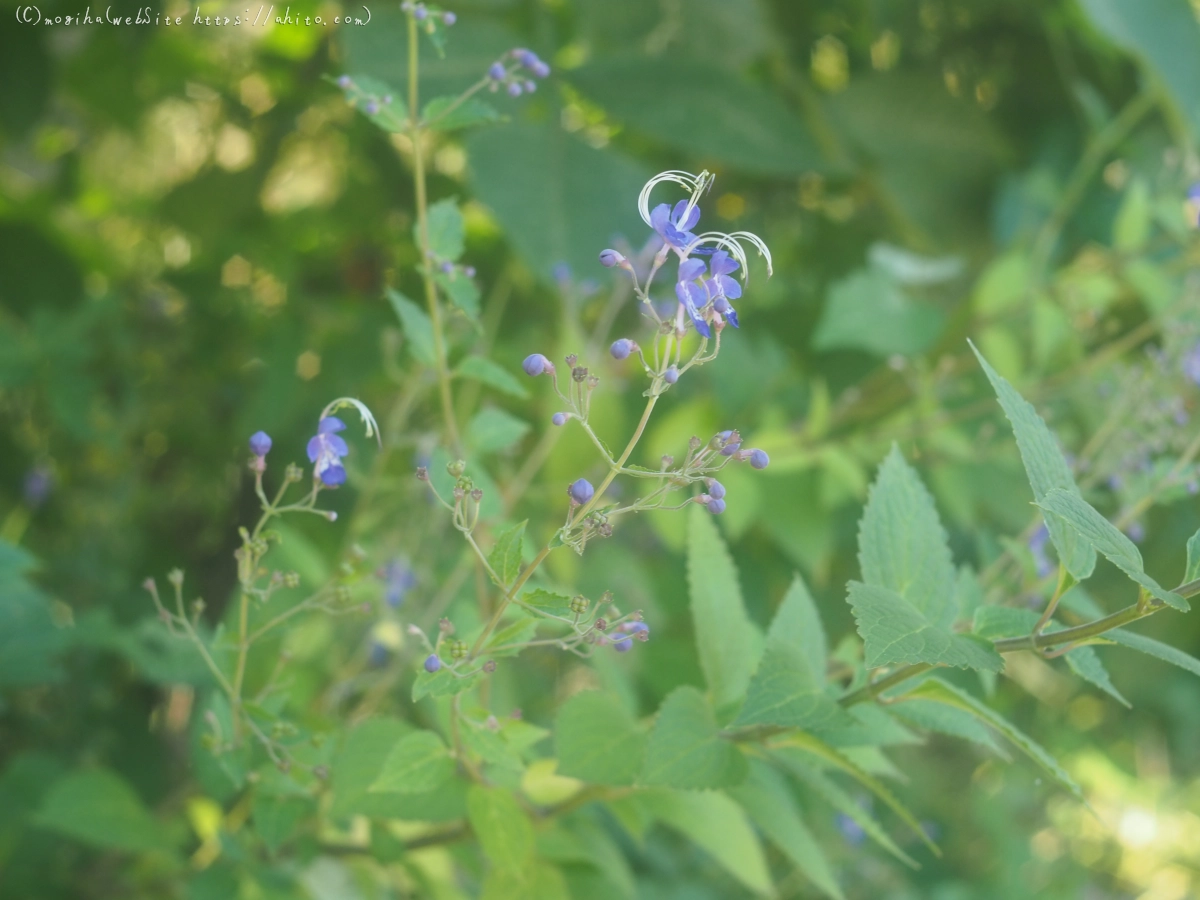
[321,396,383,447]
[688,229,773,282]
[638,170,714,228]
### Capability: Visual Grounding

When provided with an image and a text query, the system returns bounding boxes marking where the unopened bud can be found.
[439,617,454,633]
[594,617,607,631]
[565,353,578,367]
[483,660,497,673]
[470,488,483,502]
[661,455,674,469]
[416,466,429,481]
[572,366,588,383]
[447,459,466,478]
[689,436,702,452]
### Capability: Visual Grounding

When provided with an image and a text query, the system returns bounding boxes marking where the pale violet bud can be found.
[706,478,725,500]
[610,338,634,360]
[706,497,726,514]
[336,75,352,89]
[249,431,272,457]
[413,4,427,20]
[552,412,568,426]
[507,82,523,97]
[423,654,441,673]
[749,449,770,470]
[524,81,537,93]
[522,354,553,376]
[365,100,379,115]
[488,62,506,81]
[568,478,595,505]
[599,248,626,268]
[442,11,456,24]
[663,366,679,384]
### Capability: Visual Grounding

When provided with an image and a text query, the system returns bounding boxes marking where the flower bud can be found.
[416,466,429,481]
[483,660,497,673]
[249,431,272,457]
[569,595,589,615]
[424,654,441,673]
[748,449,770,470]
[706,478,726,500]
[365,100,380,115]
[488,62,506,81]
[507,82,523,97]
[613,637,633,652]
[661,455,674,469]
[565,353,578,367]
[568,478,595,505]
[442,11,456,24]
[599,249,626,268]
[706,497,726,515]
[610,338,634,359]
[597,522,613,537]
[572,366,588,383]
[663,366,679,384]
[594,617,607,631]
[337,75,352,89]
[447,459,466,477]
[285,463,304,482]
[552,412,568,426]
[470,488,483,502]
[522,353,553,376]
[412,3,427,19]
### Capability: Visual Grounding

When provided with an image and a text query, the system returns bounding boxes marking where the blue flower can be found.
[307,416,349,486]
[249,431,272,457]
[381,559,417,608]
[652,200,700,252]
[568,478,595,505]
[705,250,742,328]
[675,257,712,337]
[424,654,441,673]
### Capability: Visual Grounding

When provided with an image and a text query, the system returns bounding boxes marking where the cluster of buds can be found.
[401,2,456,26]
[487,48,551,97]
[334,76,396,117]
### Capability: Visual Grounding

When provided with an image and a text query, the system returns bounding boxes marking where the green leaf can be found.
[34,768,173,854]
[1107,628,1200,678]
[420,198,465,262]
[327,74,408,132]
[569,57,824,176]
[455,356,529,399]
[686,505,759,710]
[369,730,455,794]
[434,270,481,319]
[487,520,526,588]
[1113,177,1152,250]
[465,122,650,281]
[386,288,436,366]
[521,589,574,616]
[0,540,66,686]
[1037,488,1187,610]
[644,789,773,896]
[640,686,748,789]
[330,718,412,817]
[736,575,853,731]
[422,95,502,131]
[1185,527,1200,584]
[813,269,945,357]
[776,754,918,869]
[467,785,535,872]
[1080,0,1200,135]
[555,691,646,786]
[484,616,538,657]
[848,581,1003,671]
[482,862,570,900]
[902,678,1085,802]
[467,407,531,455]
[412,667,479,702]
[889,698,1005,754]
[1064,645,1130,708]
[772,730,939,857]
[858,444,958,628]
[252,794,310,854]
[969,341,1096,579]
[728,760,845,900]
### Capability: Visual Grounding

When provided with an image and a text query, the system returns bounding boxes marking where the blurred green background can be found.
[3,0,1200,897]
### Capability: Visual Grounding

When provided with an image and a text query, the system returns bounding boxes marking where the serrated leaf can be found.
[434,271,481,319]
[848,581,1003,671]
[902,678,1085,802]
[386,288,436,366]
[467,785,534,871]
[770,730,939,857]
[34,768,173,854]
[328,74,408,132]
[1037,488,1187,611]
[640,686,748,789]
[1107,628,1200,678]
[819,703,921,749]
[484,616,538,657]
[1185,527,1200,584]
[777,753,918,869]
[555,691,646,786]
[859,445,957,627]
[728,760,845,900]
[468,407,531,455]
[456,356,529,398]
[412,667,479,702]
[420,198,465,262]
[644,789,773,896]
[487,520,526,588]
[686,506,758,710]
[369,731,453,794]
[737,576,852,731]
[422,95,502,131]
[1064,645,1130,708]
[969,341,1096,579]
[521,589,573,615]
[890,698,1005,755]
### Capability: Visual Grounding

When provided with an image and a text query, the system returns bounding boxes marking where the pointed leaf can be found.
[970,341,1096,579]
[420,198,465,261]
[728,760,845,900]
[890,698,1005,754]
[434,270,481,319]
[1107,628,1200,678]
[456,356,530,398]
[521,589,573,616]
[488,520,527,588]
[902,678,1085,802]
[848,581,1003,671]
[386,289,436,366]
[858,445,957,627]
[554,691,645,786]
[1063,645,1130,708]
[422,95,502,131]
[1186,527,1200,584]
[467,785,535,872]
[640,686,748,789]
[468,408,530,455]
[34,768,173,854]
[687,506,758,710]
[369,730,454,794]
[1037,488,1187,610]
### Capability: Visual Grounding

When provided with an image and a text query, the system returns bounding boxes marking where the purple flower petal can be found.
[307,436,322,463]
[320,464,347,486]
[327,434,350,457]
[319,416,347,434]
[709,250,739,277]
[678,258,706,282]
[650,203,672,234]
[719,274,742,300]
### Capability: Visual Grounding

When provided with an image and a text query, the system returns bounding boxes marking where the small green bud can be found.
[449,639,469,660]
[446,459,466,478]
[569,595,589,615]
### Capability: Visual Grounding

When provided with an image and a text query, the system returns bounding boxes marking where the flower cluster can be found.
[401,1,456,26]
[487,48,551,97]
